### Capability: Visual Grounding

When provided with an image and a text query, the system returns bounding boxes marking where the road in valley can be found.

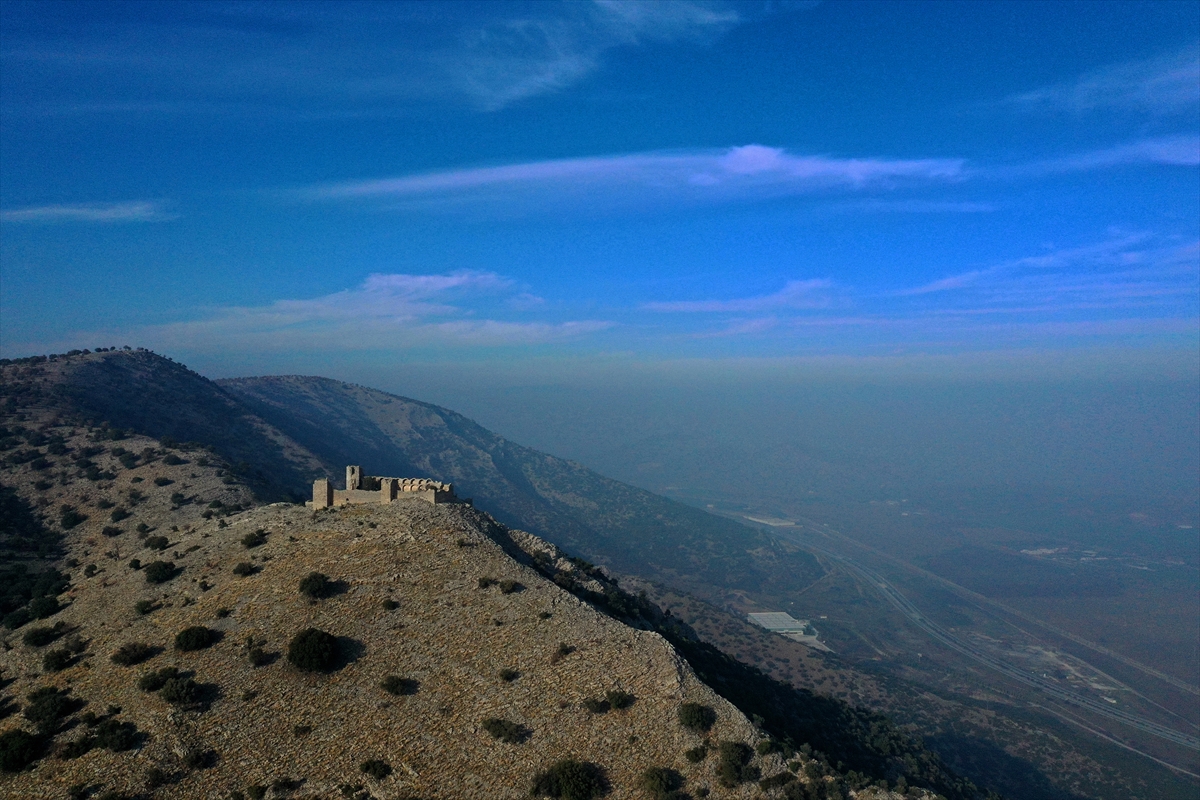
[776,529,1200,753]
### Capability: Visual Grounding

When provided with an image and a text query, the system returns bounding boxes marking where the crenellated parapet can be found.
[308,466,457,509]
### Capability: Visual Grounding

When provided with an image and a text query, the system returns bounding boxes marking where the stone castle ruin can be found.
[309,465,457,509]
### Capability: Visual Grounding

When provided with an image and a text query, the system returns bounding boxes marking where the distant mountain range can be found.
[32,349,822,601]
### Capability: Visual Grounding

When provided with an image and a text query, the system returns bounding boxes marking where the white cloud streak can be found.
[1034,134,1200,172]
[644,279,835,312]
[122,271,611,353]
[452,0,746,110]
[1006,45,1200,114]
[310,144,967,211]
[0,201,175,223]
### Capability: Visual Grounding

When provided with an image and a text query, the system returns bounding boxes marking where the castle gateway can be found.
[309,465,456,509]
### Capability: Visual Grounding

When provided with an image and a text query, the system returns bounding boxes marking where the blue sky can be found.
[1,0,1197,371]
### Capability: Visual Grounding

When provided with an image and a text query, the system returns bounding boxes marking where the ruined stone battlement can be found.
[308,465,457,509]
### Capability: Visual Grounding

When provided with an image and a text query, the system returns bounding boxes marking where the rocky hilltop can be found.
[0,350,984,800]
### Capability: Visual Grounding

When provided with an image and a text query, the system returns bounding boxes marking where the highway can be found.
[784,534,1200,753]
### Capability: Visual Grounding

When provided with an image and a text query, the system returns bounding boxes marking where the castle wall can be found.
[308,467,456,508]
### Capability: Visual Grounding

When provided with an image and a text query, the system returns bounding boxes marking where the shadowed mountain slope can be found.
[10,350,325,500]
[218,374,823,596]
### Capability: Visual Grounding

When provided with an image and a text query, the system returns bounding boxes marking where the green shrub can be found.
[29,596,60,619]
[145,535,169,550]
[482,717,529,744]
[678,702,716,733]
[143,560,177,584]
[247,786,267,800]
[298,571,334,599]
[241,530,266,548]
[499,579,524,594]
[530,759,608,800]
[102,526,123,537]
[58,736,94,760]
[111,642,156,666]
[3,608,31,629]
[153,477,173,487]
[757,739,786,756]
[138,667,181,692]
[145,766,169,789]
[94,718,138,752]
[640,767,683,800]
[110,507,131,522]
[381,598,399,610]
[0,728,41,772]
[248,646,271,667]
[759,772,797,790]
[128,558,141,570]
[287,628,339,672]
[163,454,185,466]
[24,686,74,733]
[60,507,87,529]
[175,626,218,651]
[477,577,497,589]
[136,523,151,534]
[84,564,98,578]
[499,668,520,682]
[684,745,708,763]
[716,741,758,787]
[135,600,156,615]
[605,690,634,710]
[233,562,257,576]
[22,625,62,647]
[159,676,202,706]
[43,648,72,672]
[360,759,391,780]
[380,675,418,695]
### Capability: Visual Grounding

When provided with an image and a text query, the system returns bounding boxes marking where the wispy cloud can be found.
[644,279,834,312]
[1031,134,1200,172]
[1,1,779,115]
[309,144,967,212]
[899,235,1200,318]
[1006,45,1200,114]
[0,201,175,224]
[117,271,611,353]
[452,0,748,109]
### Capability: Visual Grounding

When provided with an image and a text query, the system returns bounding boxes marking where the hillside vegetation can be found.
[0,349,987,799]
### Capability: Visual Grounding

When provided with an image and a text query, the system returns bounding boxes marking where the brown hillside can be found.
[0,416,908,799]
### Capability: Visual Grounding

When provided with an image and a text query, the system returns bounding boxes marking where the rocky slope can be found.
[0,398,944,799]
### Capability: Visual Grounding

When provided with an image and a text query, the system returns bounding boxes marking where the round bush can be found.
[640,767,683,800]
[380,675,418,695]
[174,626,218,652]
[360,759,392,780]
[298,571,333,599]
[0,729,41,773]
[111,642,156,666]
[287,628,339,672]
[143,560,177,585]
[678,702,716,733]
[28,596,60,619]
[159,676,202,706]
[42,648,72,672]
[530,760,608,800]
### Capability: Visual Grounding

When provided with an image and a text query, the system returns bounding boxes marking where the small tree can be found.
[287,628,338,672]
[298,572,334,599]
[174,626,218,652]
[111,642,156,666]
[143,561,177,584]
[678,702,716,733]
[530,760,608,800]
[482,718,529,744]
